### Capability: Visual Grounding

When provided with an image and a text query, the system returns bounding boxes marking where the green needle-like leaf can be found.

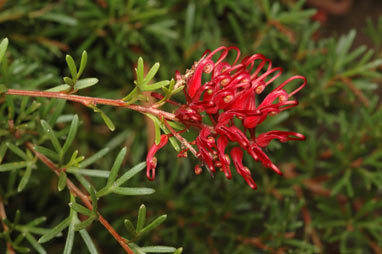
[61,115,79,158]
[58,171,67,191]
[142,62,160,86]
[77,51,87,79]
[124,219,136,238]
[74,78,99,90]
[25,232,47,254]
[17,164,33,192]
[66,55,78,81]
[46,84,71,92]
[26,217,47,227]
[34,146,59,161]
[63,216,76,254]
[0,161,28,172]
[106,147,127,187]
[66,168,110,178]
[74,215,96,231]
[63,77,75,86]
[111,187,155,196]
[100,111,115,132]
[79,147,110,168]
[113,161,146,187]
[39,216,71,243]
[136,57,144,86]
[40,120,62,153]
[0,38,8,64]
[139,215,167,235]
[79,229,98,254]
[140,246,177,253]
[136,204,146,232]
[89,185,98,213]
[69,203,93,217]
[6,142,28,160]
[141,80,170,91]
[173,247,183,254]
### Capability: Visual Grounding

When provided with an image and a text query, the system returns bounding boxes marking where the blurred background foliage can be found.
[1,0,382,253]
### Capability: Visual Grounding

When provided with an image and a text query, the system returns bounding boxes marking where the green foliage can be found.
[1,0,382,253]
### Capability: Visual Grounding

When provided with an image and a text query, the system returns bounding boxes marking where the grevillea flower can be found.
[146,46,306,189]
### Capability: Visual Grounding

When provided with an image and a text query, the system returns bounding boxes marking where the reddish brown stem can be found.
[5,89,176,121]
[163,118,199,158]
[26,142,134,254]
[0,196,15,254]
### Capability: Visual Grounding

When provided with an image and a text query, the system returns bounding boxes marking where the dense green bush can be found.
[1,0,381,253]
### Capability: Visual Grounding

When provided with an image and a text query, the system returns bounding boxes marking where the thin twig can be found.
[26,142,134,254]
[163,118,199,158]
[5,89,177,121]
[0,196,16,254]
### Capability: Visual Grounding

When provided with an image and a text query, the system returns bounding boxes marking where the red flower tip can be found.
[146,135,169,181]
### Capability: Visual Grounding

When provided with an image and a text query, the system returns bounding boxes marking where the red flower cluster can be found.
[147,46,306,189]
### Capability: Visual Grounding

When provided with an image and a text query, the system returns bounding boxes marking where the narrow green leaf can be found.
[15,209,21,226]
[61,115,79,158]
[12,245,30,253]
[136,204,146,232]
[166,121,185,131]
[114,161,146,187]
[63,216,76,254]
[136,57,144,86]
[106,147,127,187]
[77,51,87,79]
[17,164,33,192]
[74,216,96,231]
[140,246,176,253]
[128,243,146,254]
[139,215,167,235]
[89,185,98,213]
[63,77,74,86]
[25,232,47,254]
[69,203,92,217]
[112,187,154,196]
[145,114,161,145]
[0,161,28,172]
[73,173,91,191]
[34,146,59,161]
[38,217,71,243]
[122,87,138,102]
[79,229,98,254]
[45,84,71,92]
[124,219,136,238]
[58,171,67,191]
[66,168,109,178]
[40,120,62,153]
[66,55,78,81]
[26,217,47,227]
[6,142,28,160]
[141,80,170,91]
[37,13,78,26]
[0,38,8,64]
[0,142,8,164]
[173,247,183,254]
[79,147,110,168]
[100,112,115,131]
[74,78,99,90]
[142,62,160,86]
